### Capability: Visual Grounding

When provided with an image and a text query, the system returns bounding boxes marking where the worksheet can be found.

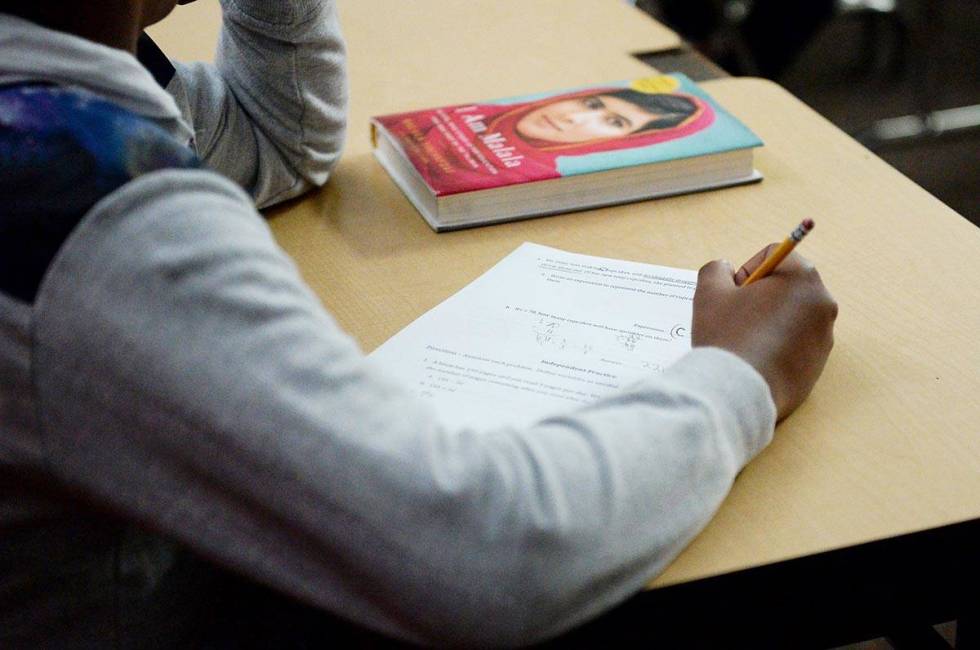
[369,243,697,430]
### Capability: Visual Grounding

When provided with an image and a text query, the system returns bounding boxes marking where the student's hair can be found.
[603,89,698,131]
[0,2,31,13]
[0,4,43,22]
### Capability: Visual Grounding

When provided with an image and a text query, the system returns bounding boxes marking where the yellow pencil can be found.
[742,219,815,286]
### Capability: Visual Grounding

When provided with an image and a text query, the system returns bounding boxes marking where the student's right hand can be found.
[691,246,838,421]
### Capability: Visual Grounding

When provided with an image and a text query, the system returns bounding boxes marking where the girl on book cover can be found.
[377,86,716,195]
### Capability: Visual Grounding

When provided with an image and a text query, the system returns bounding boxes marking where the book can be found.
[370,73,762,232]
[368,242,695,430]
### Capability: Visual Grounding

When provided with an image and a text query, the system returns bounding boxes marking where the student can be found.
[0,0,837,646]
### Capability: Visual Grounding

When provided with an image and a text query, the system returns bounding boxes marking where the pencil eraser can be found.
[802,218,815,231]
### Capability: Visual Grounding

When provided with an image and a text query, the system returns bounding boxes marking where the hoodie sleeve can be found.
[33,168,777,646]
[165,0,347,208]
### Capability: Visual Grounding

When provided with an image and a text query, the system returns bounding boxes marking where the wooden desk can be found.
[148,0,681,71]
[151,2,980,646]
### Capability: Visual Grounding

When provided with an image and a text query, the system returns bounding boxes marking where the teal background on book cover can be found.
[487,73,762,176]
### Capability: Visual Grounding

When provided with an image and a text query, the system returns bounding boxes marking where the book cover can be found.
[371,73,762,197]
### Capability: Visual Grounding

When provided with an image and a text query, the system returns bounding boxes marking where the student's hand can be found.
[692,245,838,421]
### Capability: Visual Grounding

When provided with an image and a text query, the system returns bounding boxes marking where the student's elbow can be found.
[403,533,616,646]
[298,95,348,189]
[476,570,595,646]
[299,126,347,188]
[254,121,347,208]
[291,123,347,192]
[404,571,567,647]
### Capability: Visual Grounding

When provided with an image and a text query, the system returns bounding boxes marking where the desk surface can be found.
[151,0,980,594]
[148,0,680,75]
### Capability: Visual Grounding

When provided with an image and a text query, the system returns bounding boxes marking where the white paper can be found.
[369,243,697,430]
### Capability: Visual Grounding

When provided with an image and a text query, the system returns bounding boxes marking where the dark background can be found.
[636,0,979,227]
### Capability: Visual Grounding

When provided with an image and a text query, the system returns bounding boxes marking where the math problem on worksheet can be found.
[369,243,696,430]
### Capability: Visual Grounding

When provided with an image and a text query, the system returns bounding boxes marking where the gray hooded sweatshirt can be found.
[0,1,775,646]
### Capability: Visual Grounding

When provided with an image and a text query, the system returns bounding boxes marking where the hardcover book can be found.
[371,73,762,231]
